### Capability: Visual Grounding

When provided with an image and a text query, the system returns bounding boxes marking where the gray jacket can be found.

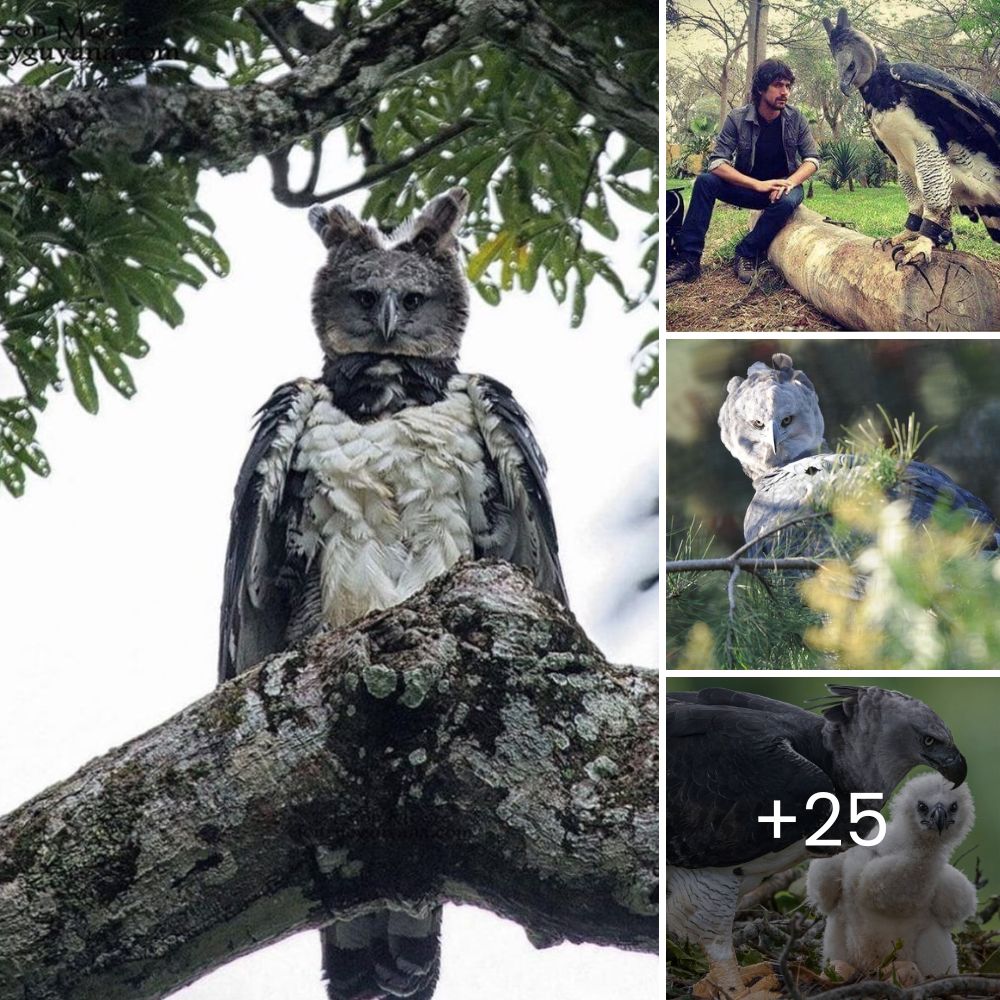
[707,103,820,177]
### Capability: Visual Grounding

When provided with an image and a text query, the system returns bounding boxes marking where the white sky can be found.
[0,149,658,998]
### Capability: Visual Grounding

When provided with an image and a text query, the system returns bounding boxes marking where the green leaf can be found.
[63,332,99,414]
[125,268,185,326]
[475,280,501,306]
[467,232,511,282]
[570,272,587,328]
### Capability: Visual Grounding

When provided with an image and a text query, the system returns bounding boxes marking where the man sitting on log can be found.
[667,59,820,287]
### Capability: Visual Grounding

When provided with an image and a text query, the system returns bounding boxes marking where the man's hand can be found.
[756,178,796,202]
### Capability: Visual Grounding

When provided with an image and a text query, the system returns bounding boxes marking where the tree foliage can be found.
[0,0,657,494]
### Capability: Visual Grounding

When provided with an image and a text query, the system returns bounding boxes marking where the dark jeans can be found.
[677,171,804,261]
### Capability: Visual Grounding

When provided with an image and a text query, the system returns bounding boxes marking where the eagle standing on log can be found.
[825,7,1000,267]
[218,187,566,1000]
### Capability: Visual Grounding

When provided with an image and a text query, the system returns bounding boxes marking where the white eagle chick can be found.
[807,772,977,983]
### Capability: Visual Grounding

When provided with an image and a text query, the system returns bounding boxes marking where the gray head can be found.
[309,187,470,360]
[823,7,878,95]
[890,772,975,847]
[719,353,826,480]
[821,685,967,796]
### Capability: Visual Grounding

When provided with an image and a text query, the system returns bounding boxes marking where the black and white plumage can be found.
[219,187,566,1000]
[825,7,1000,266]
[807,772,977,983]
[665,685,967,1000]
[718,353,1000,552]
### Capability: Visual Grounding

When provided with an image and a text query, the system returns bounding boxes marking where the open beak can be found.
[377,291,399,342]
[839,70,855,95]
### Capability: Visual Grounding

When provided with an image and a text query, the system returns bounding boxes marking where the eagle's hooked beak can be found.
[929,746,968,788]
[767,420,779,457]
[929,802,951,835]
[378,291,399,342]
[839,65,856,96]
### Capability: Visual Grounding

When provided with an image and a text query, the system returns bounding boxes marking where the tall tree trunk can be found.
[719,56,731,127]
[747,0,769,80]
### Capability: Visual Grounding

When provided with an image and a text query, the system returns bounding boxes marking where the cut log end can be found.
[758,205,1000,331]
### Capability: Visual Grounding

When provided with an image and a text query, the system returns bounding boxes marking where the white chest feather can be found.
[293,390,489,626]
[871,103,1000,204]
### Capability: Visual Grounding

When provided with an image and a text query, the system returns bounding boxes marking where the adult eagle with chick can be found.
[665,685,966,1000]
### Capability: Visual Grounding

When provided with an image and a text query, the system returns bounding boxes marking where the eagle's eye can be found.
[950,802,959,813]
[402,292,425,312]
[917,801,928,813]
[352,289,377,309]
[781,415,794,427]
[751,419,765,429]
[923,735,937,747]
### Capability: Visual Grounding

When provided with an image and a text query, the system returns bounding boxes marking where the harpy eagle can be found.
[825,7,1000,266]
[807,771,977,985]
[665,685,966,1000]
[219,188,566,1000]
[718,353,1000,554]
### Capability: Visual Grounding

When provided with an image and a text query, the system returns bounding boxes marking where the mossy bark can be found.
[0,561,657,1000]
[0,0,656,172]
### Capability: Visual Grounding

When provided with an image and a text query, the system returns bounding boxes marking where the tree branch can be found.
[0,0,656,175]
[269,116,482,207]
[0,561,656,1000]
[665,557,822,572]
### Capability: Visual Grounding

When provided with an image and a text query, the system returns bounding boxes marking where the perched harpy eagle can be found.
[825,7,1000,266]
[807,772,977,984]
[718,353,1000,553]
[665,685,967,1000]
[219,188,566,1000]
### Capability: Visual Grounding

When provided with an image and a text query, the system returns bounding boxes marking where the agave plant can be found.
[822,137,863,191]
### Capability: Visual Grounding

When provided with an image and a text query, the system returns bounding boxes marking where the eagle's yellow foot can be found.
[885,959,922,987]
[693,961,781,1000]
[875,228,919,251]
[893,234,935,268]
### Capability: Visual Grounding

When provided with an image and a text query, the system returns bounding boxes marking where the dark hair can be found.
[751,59,795,104]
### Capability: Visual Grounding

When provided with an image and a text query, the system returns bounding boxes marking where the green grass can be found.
[668,178,1000,262]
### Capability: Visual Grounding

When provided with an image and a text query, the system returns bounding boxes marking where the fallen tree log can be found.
[0,561,657,1000]
[761,205,1000,331]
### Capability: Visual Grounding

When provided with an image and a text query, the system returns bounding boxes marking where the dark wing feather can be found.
[467,375,567,605]
[666,692,840,867]
[218,379,316,682]
[897,460,1000,544]
[891,61,1000,162]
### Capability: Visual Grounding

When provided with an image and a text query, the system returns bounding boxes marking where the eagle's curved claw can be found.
[879,230,920,254]
[888,234,936,269]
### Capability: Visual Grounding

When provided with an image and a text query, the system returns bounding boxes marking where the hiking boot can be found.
[734,253,758,284]
[665,257,701,286]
